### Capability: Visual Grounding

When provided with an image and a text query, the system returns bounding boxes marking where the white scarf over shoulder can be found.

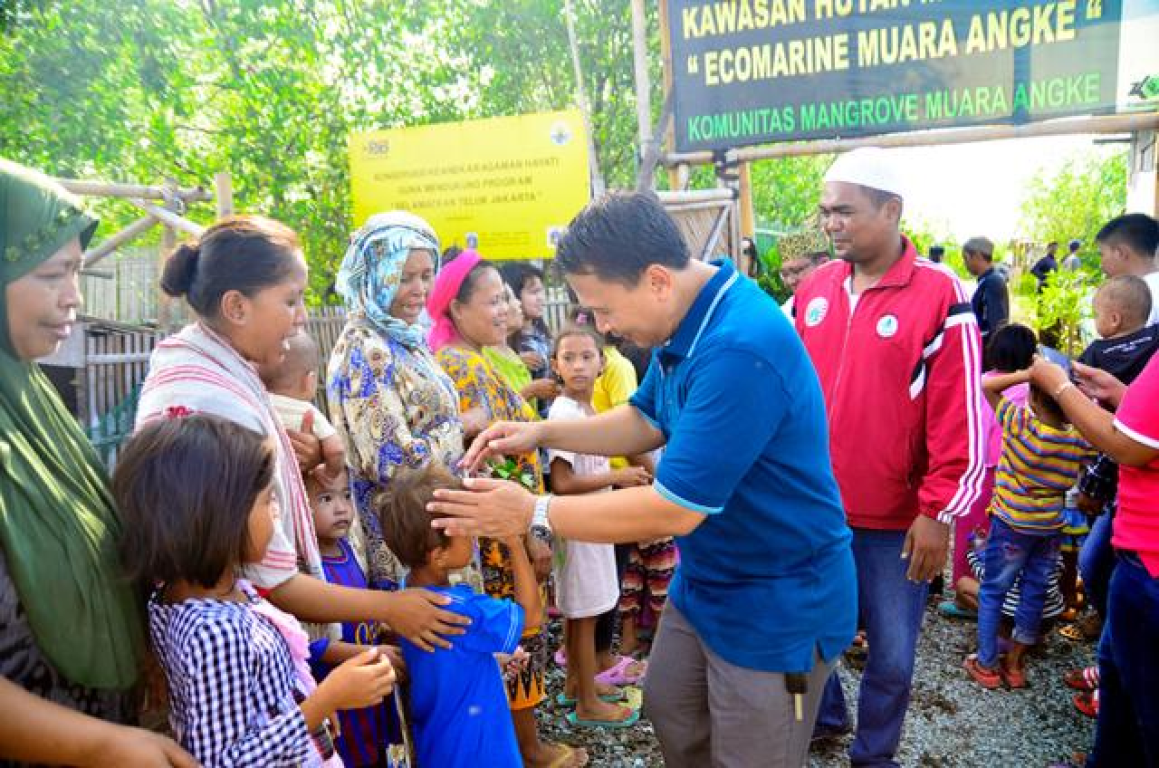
[136,323,323,588]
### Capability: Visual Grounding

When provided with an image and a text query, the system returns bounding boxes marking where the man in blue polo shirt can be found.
[427,191,856,767]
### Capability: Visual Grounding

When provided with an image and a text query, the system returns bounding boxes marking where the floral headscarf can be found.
[336,211,440,349]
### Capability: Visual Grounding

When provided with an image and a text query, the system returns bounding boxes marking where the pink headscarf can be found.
[427,248,483,352]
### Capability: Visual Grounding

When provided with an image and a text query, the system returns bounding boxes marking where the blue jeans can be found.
[1079,511,1115,619]
[1088,553,1159,768]
[814,529,928,767]
[976,518,1060,668]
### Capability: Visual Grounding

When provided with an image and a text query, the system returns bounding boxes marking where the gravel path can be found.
[537,599,1098,767]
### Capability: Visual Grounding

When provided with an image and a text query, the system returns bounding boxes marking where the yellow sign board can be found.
[349,110,591,260]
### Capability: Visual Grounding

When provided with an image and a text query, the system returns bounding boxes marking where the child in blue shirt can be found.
[376,463,539,768]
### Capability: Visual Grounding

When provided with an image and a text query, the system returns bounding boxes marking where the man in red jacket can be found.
[795,148,984,767]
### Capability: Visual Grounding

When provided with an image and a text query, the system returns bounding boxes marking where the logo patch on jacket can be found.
[805,297,828,327]
[876,314,899,338]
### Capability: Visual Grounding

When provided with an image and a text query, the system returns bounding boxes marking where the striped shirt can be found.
[990,398,1094,534]
[149,582,327,767]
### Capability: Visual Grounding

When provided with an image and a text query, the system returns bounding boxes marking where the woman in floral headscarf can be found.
[328,212,483,590]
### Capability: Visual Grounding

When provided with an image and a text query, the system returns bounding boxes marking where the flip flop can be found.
[554,648,567,667]
[565,706,641,730]
[938,600,978,620]
[594,655,646,686]
[1000,661,1028,690]
[964,654,1003,689]
[1058,623,1087,642]
[1063,665,1099,691]
[554,689,625,707]
[1073,690,1099,718]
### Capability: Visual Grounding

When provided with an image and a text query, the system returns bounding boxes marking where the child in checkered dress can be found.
[115,414,396,767]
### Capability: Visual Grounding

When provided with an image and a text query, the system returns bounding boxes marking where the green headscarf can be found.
[0,158,142,690]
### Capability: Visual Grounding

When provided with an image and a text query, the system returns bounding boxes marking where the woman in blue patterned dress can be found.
[328,212,484,590]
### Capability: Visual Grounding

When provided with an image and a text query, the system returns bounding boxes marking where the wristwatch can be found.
[530,494,553,539]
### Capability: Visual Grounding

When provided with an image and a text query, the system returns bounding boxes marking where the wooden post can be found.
[158,226,176,331]
[738,162,756,238]
[657,0,681,192]
[215,172,234,219]
[563,0,605,197]
[631,0,652,177]
[1128,130,1158,217]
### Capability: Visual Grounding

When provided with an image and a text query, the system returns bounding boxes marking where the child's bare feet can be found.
[524,742,589,767]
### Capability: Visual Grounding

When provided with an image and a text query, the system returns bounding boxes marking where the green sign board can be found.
[668,0,1159,152]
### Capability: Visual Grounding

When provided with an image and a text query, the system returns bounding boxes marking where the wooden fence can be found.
[70,294,582,470]
[71,308,352,469]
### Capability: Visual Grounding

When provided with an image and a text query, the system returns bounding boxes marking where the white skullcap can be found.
[823,147,905,199]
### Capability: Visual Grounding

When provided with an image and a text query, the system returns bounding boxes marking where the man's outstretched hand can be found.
[459,421,544,474]
[428,476,536,538]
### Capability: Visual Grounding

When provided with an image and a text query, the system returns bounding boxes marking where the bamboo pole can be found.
[83,215,159,268]
[158,225,176,331]
[738,162,755,239]
[128,199,205,237]
[563,0,605,197]
[663,112,1159,167]
[57,179,211,202]
[657,0,681,191]
[215,172,234,218]
[630,0,652,163]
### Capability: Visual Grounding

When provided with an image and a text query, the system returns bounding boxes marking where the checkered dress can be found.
[148,583,328,767]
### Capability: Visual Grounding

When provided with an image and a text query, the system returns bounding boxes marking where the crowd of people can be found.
[1,146,1157,768]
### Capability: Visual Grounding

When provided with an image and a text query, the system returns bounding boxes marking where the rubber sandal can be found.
[1073,690,1099,718]
[554,689,625,707]
[594,656,646,687]
[1000,661,1028,689]
[964,654,1002,689]
[554,648,567,667]
[565,706,641,729]
[1058,623,1086,642]
[937,600,978,620]
[1063,665,1099,691]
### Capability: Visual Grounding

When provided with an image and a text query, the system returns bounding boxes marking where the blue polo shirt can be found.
[630,259,856,673]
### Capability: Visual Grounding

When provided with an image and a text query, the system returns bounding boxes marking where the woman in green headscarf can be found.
[0,159,193,766]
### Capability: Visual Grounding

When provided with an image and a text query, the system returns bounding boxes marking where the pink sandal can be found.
[594,655,646,686]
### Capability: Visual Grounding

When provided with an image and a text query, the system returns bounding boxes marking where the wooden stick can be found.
[82,215,158,268]
[128,199,205,237]
[215,171,234,218]
[663,112,1159,167]
[56,179,211,202]
[631,0,652,155]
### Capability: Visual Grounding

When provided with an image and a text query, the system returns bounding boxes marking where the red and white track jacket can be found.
[794,237,985,531]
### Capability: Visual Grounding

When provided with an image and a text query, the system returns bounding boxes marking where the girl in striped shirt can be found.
[114,414,396,767]
[964,368,1094,691]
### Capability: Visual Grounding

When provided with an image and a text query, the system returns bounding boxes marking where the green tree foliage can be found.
[1019,151,1128,249]
[0,0,664,302]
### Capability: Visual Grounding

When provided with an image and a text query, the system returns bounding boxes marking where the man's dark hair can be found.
[1096,213,1159,259]
[984,322,1037,373]
[114,415,275,591]
[375,464,459,569]
[555,191,689,286]
[962,237,994,261]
